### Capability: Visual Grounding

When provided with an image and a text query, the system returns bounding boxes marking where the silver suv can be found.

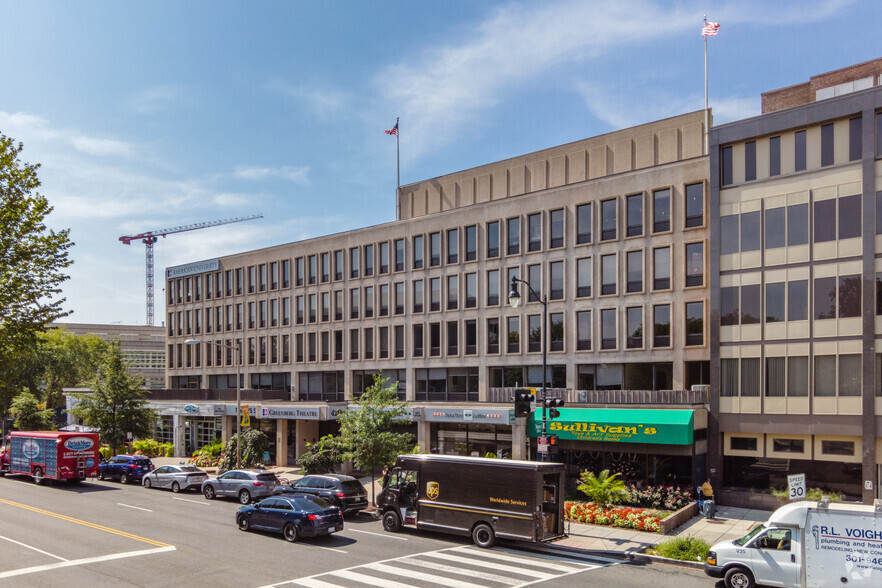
[201,469,278,504]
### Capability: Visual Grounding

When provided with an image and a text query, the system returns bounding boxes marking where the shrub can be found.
[99,445,113,459]
[297,435,340,474]
[652,536,710,561]
[770,487,845,502]
[217,429,268,471]
[190,439,224,468]
[577,470,630,507]
[565,501,661,532]
[131,439,175,458]
[625,484,693,511]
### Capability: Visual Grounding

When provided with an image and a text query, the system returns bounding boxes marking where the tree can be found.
[9,391,56,431]
[577,469,630,507]
[334,373,415,505]
[218,428,269,472]
[22,329,110,408]
[69,345,156,452]
[297,434,341,475]
[0,134,74,413]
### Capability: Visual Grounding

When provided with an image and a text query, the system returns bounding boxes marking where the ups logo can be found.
[426,481,440,500]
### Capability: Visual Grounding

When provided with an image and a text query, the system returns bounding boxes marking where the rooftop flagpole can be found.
[701,17,720,155]
[385,117,400,218]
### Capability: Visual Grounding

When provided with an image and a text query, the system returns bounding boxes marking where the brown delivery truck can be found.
[377,454,567,548]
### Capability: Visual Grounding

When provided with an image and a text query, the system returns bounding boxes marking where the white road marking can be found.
[297,543,347,554]
[172,497,208,505]
[0,535,68,561]
[366,561,488,587]
[117,503,153,512]
[450,545,581,572]
[345,528,408,540]
[329,569,414,587]
[420,551,557,580]
[404,557,522,585]
[0,545,176,579]
[285,578,347,588]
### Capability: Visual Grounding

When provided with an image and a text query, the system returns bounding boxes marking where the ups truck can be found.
[0,431,100,484]
[377,454,567,548]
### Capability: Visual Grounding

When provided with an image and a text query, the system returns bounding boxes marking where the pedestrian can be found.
[381,465,391,488]
[701,477,715,519]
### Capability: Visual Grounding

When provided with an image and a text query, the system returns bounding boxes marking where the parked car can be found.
[201,469,278,504]
[275,473,369,516]
[98,455,154,484]
[236,495,344,542]
[142,464,208,493]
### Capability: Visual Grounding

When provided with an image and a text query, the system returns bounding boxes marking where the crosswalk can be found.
[270,544,620,588]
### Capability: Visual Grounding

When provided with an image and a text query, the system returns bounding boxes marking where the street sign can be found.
[537,436,548,453]
[241,404,250,427]
[787,473,806,501]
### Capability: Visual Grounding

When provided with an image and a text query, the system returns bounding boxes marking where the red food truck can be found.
[0,431,101,484]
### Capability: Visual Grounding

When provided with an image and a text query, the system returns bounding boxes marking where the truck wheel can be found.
[382,511,401,532]
[472,523,496,548]
[119,472,129,485]
[33,467,44,485]
[725,566,755,588]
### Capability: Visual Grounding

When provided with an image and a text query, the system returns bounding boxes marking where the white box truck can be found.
[705,500,882,588]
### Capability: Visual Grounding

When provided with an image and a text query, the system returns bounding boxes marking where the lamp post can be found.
[185,338,242,469]
[507,276,548,462]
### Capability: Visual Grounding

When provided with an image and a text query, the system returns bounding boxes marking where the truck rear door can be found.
[747,527,800,587]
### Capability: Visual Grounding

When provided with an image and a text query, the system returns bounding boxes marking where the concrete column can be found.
[275,419,288,468]
[512,416,528,460]
[295,420,319,460]
[416,420,431,454]
[173,414,186,458]
[222,415,233,443]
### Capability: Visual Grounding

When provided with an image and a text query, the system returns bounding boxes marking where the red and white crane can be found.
[120,214,263,326]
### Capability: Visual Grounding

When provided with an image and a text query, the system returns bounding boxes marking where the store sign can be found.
[424,408,513,425]
[166,258,219,279]
[528,408,693,445]
[260,406,320,420]
[152,403,224,416]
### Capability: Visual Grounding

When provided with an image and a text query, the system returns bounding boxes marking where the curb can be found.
[622,551,706,570]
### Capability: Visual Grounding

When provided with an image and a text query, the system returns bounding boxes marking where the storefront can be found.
[420,407,514,458]
[528,408,705,488]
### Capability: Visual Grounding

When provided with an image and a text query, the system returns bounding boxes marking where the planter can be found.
[658,501,700,535]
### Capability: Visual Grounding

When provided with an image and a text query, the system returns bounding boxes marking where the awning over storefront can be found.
[528,408,694,445]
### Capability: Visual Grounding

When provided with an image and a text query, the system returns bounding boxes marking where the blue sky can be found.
[1,0,879,326]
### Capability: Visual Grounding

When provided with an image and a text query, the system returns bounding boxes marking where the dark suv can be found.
[98,455,154,484]
[276,474,368,516]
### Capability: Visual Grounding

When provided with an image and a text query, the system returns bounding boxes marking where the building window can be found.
[528,264,541,302]
[349,288,359,319]
[788,203,810,246]
[487,270,499,306]
[395,325,405,358]
[395,282,405,315]
[685,183,704,228]
[528,315,541,352]
[378,242,389,274]
[429,323,441,357]
[307,256,316,285]
[364,244,374,276]
[549,209,564,248]
[334,330,343,361]
[447,228,459,264]
[839,194,861,240]
[430,277,440,311]
[600,308,616,350]
[788,357,808,397]
[685,242,704,287]
[308,333,316,362]
[447,321,458,355]
[550,313,563,351]
[576,310,591,350]
[721,214,739,254]
[379,284,389,316]
[626,307,643,349]
[601,199,617,241]
[364,286,374,318]
[349,329,358,360]
[765,282,785,323]
[652,189,670,233]
[363,328,373,359]
[577,257,592,297]
[487,318,499,354]
[653,304,670,347]
[741,285,761,324]
[379,327,388,359]
[296,257,304,286]
[349,247,359,278]
[465,225,477,261]
[576,203,592,244]
[849,117,862,161]
[308,295,316,323]
[601,254,617,296]
[465,273,477,308]
[839,275,862,318]
[487,221,499,258]
[795,130,806,171]
[465,319,477,355]
[741,357,760,396]
[741,211,761,252]
[821,123,834,167]
[413,324,424,357]
[413,235,424,269]
[429,232,441,266]
[321,332,329,361]
[626,194,643,237]
[788,280,809,321]
[507,316,520,353]
[549,261,563,300]
[766,357,785,397]
[333,291,342,321]
[730,437,757,451]
[721,145,733,185]
[413,279,423,313]
[769,136,781,176]
[744,140,756,181]
[334,250,343,281]
[653,247,670,290]
[528,213,542,252]
[821,440,855,457]
[685,301,704,346]
[447,275,458,310]
[626,251,642,293]
[507,217,520,255]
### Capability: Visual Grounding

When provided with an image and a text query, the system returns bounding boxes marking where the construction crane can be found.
[120,214,263,326]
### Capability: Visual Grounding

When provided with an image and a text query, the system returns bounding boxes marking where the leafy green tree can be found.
[69,345,156,452]
[27,329,110,408]
[297,434,341,475]
[9,391,56,430]
[334,373,415,504]
[0,134,74,413]
[577,469,630,507]
[218,428,269,472]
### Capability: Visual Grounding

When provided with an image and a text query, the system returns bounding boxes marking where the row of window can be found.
[720,354,865,397]
[168,261,291,304]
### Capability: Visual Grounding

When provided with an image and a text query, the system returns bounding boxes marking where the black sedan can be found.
[236,495,344,542]
[274,473,368,516]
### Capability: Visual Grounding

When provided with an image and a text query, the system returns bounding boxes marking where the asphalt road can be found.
[0,474,713,588]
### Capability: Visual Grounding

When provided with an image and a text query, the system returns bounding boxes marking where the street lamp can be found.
[507,275,549,462]
[185,338,243,469]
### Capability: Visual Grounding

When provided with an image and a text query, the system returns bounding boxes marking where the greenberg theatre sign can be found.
[528,408,693,445]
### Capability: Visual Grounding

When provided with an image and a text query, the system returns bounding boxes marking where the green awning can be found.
[529,408,694,445]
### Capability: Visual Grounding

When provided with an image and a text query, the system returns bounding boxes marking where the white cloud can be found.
[234,165,310,184]
[71,135,134,157]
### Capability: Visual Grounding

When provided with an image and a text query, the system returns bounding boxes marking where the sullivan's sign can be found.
[529,408,694,445]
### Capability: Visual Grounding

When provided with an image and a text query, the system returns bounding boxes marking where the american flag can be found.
[384,121,399,136]
[701,21,720,37]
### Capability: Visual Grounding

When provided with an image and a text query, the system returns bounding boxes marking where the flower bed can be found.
[565,501,661,533]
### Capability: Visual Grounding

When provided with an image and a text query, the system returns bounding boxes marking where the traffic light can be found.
[513,388,533,418]
[547,434,559,447]
[545,397,565,419]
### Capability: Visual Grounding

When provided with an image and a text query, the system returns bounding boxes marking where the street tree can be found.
[0,134,74,412]
[9,391,56,431]
[218,428,269,471]
[70,345,156,452]
[334,373,415,504]
[32,329,110,408]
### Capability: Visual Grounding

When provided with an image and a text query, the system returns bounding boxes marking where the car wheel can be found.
[238,489,251,505]
[171,482,181,493]
[203,485,215,500]
[284,523,298,542]
[119,472,129,485]
[237,515,251,532]
[97,469,105,481]
[144,478,152,489]
[33,467,44,485]
[472,523,496,548]
[382,510,401,532]
[724,567,755,588]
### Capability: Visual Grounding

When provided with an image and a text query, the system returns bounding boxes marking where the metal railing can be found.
[147,389,289,402]
[488,387,708,405]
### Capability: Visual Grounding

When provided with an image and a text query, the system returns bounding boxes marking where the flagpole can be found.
[396,117,400,218]
[704,16,709,155]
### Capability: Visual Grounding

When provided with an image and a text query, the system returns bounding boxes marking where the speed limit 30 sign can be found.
[787,473,806,501]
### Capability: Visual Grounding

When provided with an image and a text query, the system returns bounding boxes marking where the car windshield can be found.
[293,497,328,512]
[179,466,201,472]
[256,474,277,482]
[735,524,765,546]
[340,480,365,493]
